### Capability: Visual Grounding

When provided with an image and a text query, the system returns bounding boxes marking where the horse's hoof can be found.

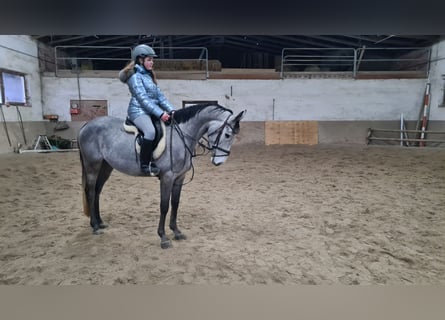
[99,223,108,229]
[93,229,104,235]
[160,239,172,249]
[174,233,187,241]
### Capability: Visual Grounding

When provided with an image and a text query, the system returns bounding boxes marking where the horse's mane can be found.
[172,103,232,124]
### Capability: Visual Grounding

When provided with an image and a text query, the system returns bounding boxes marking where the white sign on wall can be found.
[2,72,26,104]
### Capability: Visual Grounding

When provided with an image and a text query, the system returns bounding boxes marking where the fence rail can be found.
[366,128,445,146]
[53,45,431,80]
[281,47,431,79]
[54,46,209,78]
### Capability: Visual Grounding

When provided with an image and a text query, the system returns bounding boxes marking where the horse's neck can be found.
[179,113,226,145]
[179,118,209,144]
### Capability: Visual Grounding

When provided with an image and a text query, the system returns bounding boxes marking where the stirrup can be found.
[141,163,160,176]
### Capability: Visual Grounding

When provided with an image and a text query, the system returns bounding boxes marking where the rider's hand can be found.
[160,112,170,123]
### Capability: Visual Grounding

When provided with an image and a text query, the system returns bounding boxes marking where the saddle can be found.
[123,116,166,160]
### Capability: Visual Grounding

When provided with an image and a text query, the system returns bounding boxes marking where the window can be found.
[0,69,29,106]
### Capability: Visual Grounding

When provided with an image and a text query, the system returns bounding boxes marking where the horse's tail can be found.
[78,134,90,218]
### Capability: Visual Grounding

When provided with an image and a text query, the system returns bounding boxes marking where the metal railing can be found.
[355,47,431,76]
[281,47,431,79]
[281,48,357,78]
[53,45,431,80]
[54,45,209,78]
[152,47,209,78]
[54,46,132,75]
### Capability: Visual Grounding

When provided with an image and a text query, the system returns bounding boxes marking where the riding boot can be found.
[140,139,160,176]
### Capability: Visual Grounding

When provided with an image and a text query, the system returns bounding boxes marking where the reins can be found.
[169,113,197,185]
[198,114,233,157]
[168,111,233,185]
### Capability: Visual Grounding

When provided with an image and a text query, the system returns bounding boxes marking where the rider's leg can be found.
[133,114,160,176]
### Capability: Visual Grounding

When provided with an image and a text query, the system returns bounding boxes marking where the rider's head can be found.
[132,44,157,64]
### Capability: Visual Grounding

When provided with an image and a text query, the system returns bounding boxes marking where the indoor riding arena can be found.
[1,35,444,285]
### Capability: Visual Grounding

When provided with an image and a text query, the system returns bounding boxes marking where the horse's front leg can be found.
[158,178,173,249]
[170,175,187,241]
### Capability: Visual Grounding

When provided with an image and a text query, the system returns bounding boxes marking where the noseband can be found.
[199,114,234,157]
[166,110,237,185]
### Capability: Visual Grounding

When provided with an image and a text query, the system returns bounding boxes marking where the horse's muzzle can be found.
[211,156,226,166]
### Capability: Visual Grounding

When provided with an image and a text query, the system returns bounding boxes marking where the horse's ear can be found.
[232,110,246,134]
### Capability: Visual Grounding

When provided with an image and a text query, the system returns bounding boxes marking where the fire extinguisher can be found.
[70,103,80,115]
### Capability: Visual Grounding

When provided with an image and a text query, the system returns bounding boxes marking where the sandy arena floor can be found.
[0,143,444,284]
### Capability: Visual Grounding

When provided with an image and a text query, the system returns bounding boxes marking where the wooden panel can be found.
[70,100,108,121]
[294,121,318,145]
[265,121,318,145]
[265,121,281,145]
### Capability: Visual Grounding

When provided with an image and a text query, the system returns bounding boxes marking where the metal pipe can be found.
[420,81,431,146]
[369,128,445,134]
[400,113,404,146]
[280,46,430,78]
[56,45,210,78]
[205,48,209,78]
[280,48,285,79]
[76,68,82,114]
[368,137,445,143]
[0,105,11,146]
[15,106,27,145]
[374,35,395,44]
[355,46,366,77]
[272,98,275,120]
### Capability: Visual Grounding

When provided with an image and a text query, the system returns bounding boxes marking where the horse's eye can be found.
[225,133,231,139]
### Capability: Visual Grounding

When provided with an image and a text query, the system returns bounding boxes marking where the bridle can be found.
[167,112,234,184]
[198,114,234,157]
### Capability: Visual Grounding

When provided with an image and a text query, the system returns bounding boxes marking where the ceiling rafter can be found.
[32,35,441,69]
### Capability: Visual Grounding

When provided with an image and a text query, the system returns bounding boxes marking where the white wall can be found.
[428,40,445,120]
[1,35,445,152]
[42,76,434,122]
[41,39,445,123]
[0,35,43,121]
[2,35,444,124]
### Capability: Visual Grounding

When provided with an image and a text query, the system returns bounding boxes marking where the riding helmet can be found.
[132,44,157,61]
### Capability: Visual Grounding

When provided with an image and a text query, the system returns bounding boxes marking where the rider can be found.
[119,44,175,176]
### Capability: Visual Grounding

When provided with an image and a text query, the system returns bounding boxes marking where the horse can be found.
[77,103,245,249]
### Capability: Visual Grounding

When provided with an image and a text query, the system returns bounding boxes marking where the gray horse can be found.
[78,103,245,248]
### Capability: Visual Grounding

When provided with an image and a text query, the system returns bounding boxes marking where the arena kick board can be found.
[265,121,318,145]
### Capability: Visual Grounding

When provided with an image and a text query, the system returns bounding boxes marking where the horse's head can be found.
[207,110,246,166]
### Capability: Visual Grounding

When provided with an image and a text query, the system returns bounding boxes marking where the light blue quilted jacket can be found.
[120,64,175,121]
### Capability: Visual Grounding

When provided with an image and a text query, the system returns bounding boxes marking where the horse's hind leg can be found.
[95,161,113,230]
[84,160,111,234]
